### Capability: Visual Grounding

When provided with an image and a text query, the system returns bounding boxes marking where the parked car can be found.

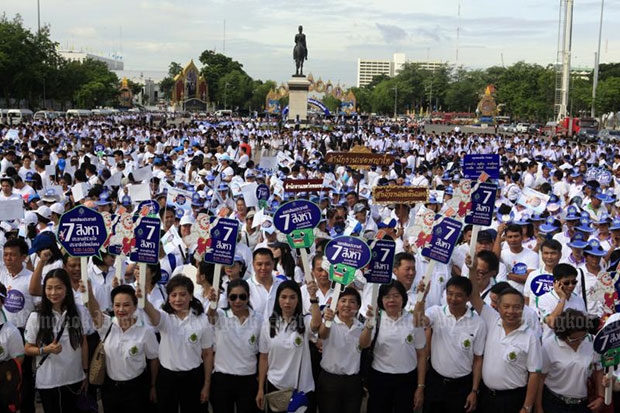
[516,122,530,133]
[576,128,599,143]
[528,124,542,134]
[598,129,620,143]
[500,123,516,133]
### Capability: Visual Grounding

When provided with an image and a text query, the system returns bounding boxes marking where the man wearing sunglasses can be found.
[534,263,586,338]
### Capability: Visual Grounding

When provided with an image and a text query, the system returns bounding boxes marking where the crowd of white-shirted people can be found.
[1,111,620,413]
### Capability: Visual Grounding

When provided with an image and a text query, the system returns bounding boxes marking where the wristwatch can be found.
[471,389,479,395]
[309,298,319,304]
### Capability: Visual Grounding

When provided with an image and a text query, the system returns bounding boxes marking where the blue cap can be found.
[584,239,606,256]
[539,216,559,233]
[564,205,580,221]
[121,195,132,207]
[28,232,55,255]
[575,216,595,233]
[567,232,588,249]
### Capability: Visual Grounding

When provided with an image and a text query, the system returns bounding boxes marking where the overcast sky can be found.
[5,0,619,87]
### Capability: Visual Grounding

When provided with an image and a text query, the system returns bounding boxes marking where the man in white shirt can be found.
[523,239,562,306]
[534,263,586,338]
[248,248,282,318]
[468,261,542,413]
[499,224,539,293]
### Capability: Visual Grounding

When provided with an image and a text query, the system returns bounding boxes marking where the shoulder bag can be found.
[89,323,114,385]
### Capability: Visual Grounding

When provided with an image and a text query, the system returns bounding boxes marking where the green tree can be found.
[159,61,182,100]
[349,87,371,114]
[72,59,119,108]
[218,70,253,110]
[249,80,277,113]
[595,77,620,114]
[199,51,246,104]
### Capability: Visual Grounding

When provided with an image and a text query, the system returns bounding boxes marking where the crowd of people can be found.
[0,112,619,413]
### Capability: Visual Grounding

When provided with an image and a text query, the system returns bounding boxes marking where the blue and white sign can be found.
[204,218,239,266]
[594,319,620,354]
[530,274,554,297]
[94,144,105,155]
[274,200,321,234]
[256,184,270,201]
[130,217,161,264]
[465,182,497,226]
[422,217,463,264]
[512,263,528,276]
[462,154,500,180]
[57,206,108,257]
[325,236,372,269]
[365,239,396,284]
[137,200,160,217]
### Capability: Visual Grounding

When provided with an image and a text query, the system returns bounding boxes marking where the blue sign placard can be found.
[325,236,372,269]
[512,263,528,276]
[130,217,161,264]
[273,200,321,234]
[107,213,122,256]
[530,274,554,297]
[256,184,270,201]
[94,144,105,154]
[204,218,239,266]
[465,182,497,226]
[137,200,160,217]
[57,206,108,257]
[422,217,463,264]
[365,239,396,284]
[594,319,620,354]
[462,154,500,180]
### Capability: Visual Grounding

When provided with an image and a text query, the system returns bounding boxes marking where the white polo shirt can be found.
[248,275,282,318]
[426,305,486,379]
[259,314,315,394]
[24,308,88,389]
[541,334,600,398]
[535,290,586,337]
[156,310,213,371]
[0,267,35,329]
[479,304,542,391]
[301,284,333,314]
[213,308,262,376]
[414,257,450,309]
[97,314,159,381]
[371,311,425,374]
[0,318,25,362]
[320,315,364,375]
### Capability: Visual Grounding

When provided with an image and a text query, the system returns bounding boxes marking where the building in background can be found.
[59,50,124,71]
[356,53,446,87]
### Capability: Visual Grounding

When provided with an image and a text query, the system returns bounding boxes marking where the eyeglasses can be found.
[229,293,248,302]
[561,280,578,286]
[566,333,588,343]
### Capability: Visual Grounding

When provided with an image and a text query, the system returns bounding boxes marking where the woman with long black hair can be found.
[256,280,322,413]
[143,275,214,413]
[207,278,262,413]
[24,269,89,413]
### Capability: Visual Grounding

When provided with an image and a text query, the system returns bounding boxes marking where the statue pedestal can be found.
[287,77,311,122]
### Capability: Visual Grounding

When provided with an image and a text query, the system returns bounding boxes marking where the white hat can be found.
[50,202,64,216]
[180,215,195,226]
[24,211,38,227]
[35,206,52,220]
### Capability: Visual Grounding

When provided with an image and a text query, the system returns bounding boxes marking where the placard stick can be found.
[415,260,436,302]
[469,225,480,267]
[138,262,147,308]
[366,284,380,328]
[80,257,89,304]
[114,254,123,285]
[324,282,342,329]
[605,367,613,405]
[210,264,223,310]
[300,249,313,284]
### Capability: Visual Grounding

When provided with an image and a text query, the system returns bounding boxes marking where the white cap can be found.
[50,202,64,216]
[36,206,52,220]
[180,215,195,226]
[24,211,38,227]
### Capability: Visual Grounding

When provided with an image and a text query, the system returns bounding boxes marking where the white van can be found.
[214,109,232,117]
[7,109,34,125]
[66,109,93,120]
[34,110,59,121]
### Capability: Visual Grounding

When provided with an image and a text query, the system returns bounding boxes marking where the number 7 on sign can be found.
[443,226,455,241]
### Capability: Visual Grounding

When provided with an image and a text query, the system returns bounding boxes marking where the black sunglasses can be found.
[229,293,248,302]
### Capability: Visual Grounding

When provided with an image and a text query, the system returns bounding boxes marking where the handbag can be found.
[264,388,294,412]
[579,269,601,335]
[89,323,113,385]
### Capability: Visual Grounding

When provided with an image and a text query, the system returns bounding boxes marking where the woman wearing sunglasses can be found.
[536,309,604,413]
[207,279,262,413]
[534,263,586,339]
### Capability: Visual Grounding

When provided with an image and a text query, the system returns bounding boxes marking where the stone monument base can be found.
[287,77,311,122]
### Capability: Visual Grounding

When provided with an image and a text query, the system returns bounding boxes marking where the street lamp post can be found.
[392,87,398,119]
[591,0,604,118]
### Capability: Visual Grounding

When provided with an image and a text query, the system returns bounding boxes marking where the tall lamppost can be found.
[224,82,230,110]
[392,87,398,119]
